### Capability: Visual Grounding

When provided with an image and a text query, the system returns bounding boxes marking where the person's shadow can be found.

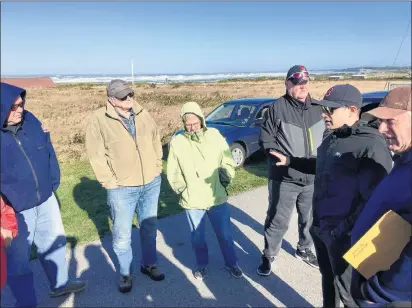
[73,177,111,239]
[156,197,313,307]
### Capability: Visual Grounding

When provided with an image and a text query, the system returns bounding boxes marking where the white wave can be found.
[50,70,338,84]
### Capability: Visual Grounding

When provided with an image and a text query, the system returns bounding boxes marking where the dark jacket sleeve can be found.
[331,141,392,239]
[259,103,282,155]
[289,157,317,174]
[46,131,60,192]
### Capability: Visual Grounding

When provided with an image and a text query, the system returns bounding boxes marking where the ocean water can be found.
[3,70,359,84]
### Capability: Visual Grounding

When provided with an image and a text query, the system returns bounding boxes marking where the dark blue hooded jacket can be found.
[0,82,60,212]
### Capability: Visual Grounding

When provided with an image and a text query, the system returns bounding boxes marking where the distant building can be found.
[328,75,344,80]
[1,77,56,88]
[352,74,368,79]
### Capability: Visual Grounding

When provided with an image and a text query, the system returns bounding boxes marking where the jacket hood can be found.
[180,102,206,129]
[334,119,383,139]
[1,82,26,127]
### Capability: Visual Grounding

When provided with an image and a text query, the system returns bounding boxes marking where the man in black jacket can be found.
[271,84,393,307]
[258,65,324,275]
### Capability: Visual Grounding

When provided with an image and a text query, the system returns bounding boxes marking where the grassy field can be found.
[24,78,393,162]
[22,77,397,247]
[57,156,268,245]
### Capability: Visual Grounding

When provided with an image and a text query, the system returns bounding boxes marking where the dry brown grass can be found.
[24,79,388,162]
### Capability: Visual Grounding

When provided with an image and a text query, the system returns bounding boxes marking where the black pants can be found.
[263,180,314,257]
[311,225,358,308]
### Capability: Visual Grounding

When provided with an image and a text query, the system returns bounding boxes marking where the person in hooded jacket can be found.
[0,82,86,307]
[167,101,242,280]
[271,84,393,307]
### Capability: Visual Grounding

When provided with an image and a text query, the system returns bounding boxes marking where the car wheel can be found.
[230,143,246,167]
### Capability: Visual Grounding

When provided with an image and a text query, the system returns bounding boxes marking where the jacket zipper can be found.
[12,134,41,203]
[301,109,310,183]
[116,116,146,185]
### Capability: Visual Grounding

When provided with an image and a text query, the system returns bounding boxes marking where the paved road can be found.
[1,186,322,307]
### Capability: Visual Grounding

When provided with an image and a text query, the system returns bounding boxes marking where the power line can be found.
[392,19,411,66]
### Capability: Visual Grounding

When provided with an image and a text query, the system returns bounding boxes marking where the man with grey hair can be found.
[257,65,324,275]
[350,86,412,307]
[85,79,164,293]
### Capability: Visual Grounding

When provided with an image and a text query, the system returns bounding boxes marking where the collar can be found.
[115,107,135,120]
[333,121,364,138]
[106,101,143,120]
[284,93,313,110]
[396,149,412,165]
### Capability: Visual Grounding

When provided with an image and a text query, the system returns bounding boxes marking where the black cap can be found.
[317,84,362,109]
[286,65,309,85]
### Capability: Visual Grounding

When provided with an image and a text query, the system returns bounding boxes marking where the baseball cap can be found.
[366,86,411,119]
[317,84,362,109]
[286,65,310,85]
[106,79,134,99]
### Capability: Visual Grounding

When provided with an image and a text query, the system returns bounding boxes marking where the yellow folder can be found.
[343,210,412,280]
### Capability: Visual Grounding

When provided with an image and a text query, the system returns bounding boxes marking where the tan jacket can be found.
[85,102,162,189]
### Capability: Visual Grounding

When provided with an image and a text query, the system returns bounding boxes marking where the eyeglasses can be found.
[119,93,134,101]
[185,121,201,128]
[287,71,309,81]
[10,101,25,111]
[321,106,338,114]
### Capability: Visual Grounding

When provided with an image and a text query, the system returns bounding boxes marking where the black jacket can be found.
[259,93,324,185]
[290,120,393,237]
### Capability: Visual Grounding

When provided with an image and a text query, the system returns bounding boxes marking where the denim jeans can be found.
[185,203,238,269]
[107,175,161,276]
[6,193,69,308]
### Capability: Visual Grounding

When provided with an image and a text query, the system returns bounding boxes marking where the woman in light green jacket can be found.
[167,102,243,280]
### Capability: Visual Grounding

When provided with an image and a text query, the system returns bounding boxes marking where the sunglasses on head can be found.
[119,93,134,101]
[321,106,339,114]
[287,71,309,81]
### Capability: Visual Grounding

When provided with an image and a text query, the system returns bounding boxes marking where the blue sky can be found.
[1,1,411,75]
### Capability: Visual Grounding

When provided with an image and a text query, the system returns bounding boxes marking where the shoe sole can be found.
[140,268,165,281]
[295,253,320,269]
[119,286,132,293]
[49,283,87,298]
[226,266,244,278]
[256,268,272,276]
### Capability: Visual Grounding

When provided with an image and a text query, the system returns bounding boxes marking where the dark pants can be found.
[263,180,314,257]
[311,226,357,308]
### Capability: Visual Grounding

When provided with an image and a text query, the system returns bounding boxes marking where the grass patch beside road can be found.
[57,158,268,245]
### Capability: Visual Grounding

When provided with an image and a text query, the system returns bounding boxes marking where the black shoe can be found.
[295,248,319,269]
[141,265,165,281]
[49,280,87,298]
[226,265,244,278]
[193,268,206,280]
[257,255,275,276]
[119,275,132,293]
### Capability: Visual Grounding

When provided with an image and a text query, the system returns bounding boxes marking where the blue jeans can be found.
[107,175,161,276]
[6,193,69,308]
[185,203,238,269]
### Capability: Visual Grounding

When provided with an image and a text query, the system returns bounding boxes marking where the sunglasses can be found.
[287,71,309,81]
[119,93,134,101]
[10,101,25,111]
[321,106,339,114]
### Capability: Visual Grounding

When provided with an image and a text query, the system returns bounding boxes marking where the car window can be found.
[255,106,269,119]
[207,104,236,121]
[206,103,258,127]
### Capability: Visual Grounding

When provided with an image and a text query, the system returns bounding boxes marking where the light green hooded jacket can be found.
[167,102,236,210]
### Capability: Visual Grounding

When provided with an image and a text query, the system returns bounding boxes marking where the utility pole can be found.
[131,59,134,85]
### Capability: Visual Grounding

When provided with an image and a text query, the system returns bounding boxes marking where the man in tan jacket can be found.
[85,79,164,293]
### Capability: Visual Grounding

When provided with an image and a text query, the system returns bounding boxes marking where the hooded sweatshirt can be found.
[166,102,236,210]
[0,82,60,212]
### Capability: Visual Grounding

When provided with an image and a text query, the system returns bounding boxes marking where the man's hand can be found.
[1,228,13,247]
[269,151,290,166]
